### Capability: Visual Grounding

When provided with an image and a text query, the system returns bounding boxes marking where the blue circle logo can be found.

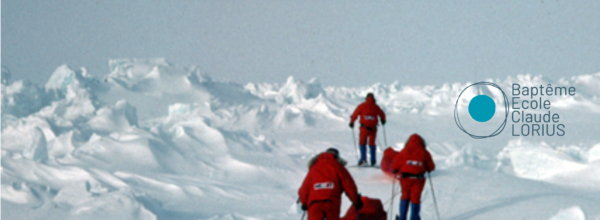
[454,82,509,139]
[468,95,496,122]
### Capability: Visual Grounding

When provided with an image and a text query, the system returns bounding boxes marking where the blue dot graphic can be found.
[468,95,496,122]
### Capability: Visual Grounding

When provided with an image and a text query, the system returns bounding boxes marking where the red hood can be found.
[366,96,376,104]
[308,152,346,168]
[316,153,336,164]
[404,134,425,152]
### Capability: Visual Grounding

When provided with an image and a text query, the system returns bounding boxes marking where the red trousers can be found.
[400,178,426,204]
[359,126,377,146]
[308,201,340,220]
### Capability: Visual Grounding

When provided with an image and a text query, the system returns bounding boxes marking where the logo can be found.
[510,84,572,136]
[406,160,423,166]
[363,115,376,120]
[454,82,509,139]
[314,182,334,190]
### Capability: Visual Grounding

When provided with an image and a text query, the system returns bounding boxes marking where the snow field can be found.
[2,59,600,219]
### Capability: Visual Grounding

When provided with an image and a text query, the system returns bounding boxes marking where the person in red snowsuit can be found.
[299,148,363,220]
[391,134,435,220]
[350,93,386,166]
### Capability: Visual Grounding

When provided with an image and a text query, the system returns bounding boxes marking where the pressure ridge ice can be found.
[2,59,600,220]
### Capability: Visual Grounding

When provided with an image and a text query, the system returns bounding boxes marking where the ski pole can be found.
[297,198,306,220]
[376,139,385,153]
[352,127,360,163]
[383,124,388,147]
[427,172,441,220]
[388,174,397,220]
[356,193,363,220]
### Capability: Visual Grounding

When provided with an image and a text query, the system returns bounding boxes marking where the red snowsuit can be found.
[299,153,360,220]
[350,96,386,146]
[391,134,435,204]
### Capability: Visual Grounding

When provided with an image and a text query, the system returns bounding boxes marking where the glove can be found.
[354,197,364,210]
[301,204,308,211]
[349,123,354,128]
[381,119,386,125]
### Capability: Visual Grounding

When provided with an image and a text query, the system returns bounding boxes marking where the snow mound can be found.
[64,131,162,173]
[107,58,198,94]
[588,143,600,162]
[491,140,600,190]
[507,140,586,180]
[246,76,325,104]
[87,100,138,134]
[244,76,346,126]
[1,183,44,207]
[59,186,157,220]
[548,206,586,220]
[1,80,52,118]
[1,117,55,153]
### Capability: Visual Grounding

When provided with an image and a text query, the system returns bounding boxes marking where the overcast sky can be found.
[2,0,600,86]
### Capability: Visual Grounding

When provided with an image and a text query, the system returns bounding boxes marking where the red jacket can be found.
[299,153,360,207]
[351,96,386,128]
[391,134,435,175]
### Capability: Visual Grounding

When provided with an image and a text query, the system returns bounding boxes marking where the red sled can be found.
[380,147,399,176]
[341,196,387,220]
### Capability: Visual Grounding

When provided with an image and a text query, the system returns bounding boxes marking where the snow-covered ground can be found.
[2,59,600,220]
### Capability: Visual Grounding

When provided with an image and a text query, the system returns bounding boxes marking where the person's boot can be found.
[398,199,409,220]
[358,145,367,165]
[369,145,377,166]
[410,203,420,220]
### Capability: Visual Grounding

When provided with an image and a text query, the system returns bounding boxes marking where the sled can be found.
[341,196,387,220]
[380,147,399,176]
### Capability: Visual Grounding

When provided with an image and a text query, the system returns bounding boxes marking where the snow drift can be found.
[2,59,600,220]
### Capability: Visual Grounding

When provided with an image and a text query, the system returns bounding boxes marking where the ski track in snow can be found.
[2,59,600,220]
